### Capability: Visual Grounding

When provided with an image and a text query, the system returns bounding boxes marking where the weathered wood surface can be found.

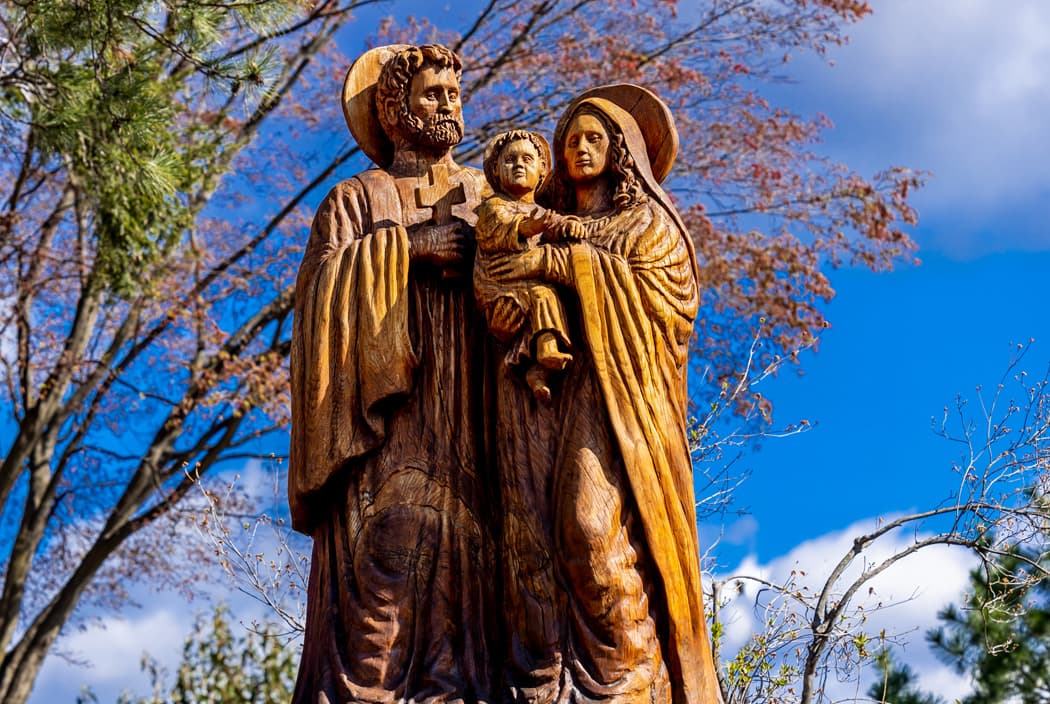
[290,44,723,704]
[290,44,494,704]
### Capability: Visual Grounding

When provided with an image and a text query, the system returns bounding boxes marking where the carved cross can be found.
[416,163,466,225]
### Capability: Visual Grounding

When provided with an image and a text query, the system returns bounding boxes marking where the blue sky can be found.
[723,252,1050,563]
[722,0,1050,557]
[29,1,1050,702]
[707,2,1050,697]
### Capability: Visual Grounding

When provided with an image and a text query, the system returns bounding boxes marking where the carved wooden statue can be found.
[485,85,722,704]
[474,129,578,402]
[289,44,494,703]
[290,44,722,704]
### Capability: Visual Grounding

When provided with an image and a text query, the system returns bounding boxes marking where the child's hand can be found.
[543,215,585,243]
[518,206,550,238]
[562,217,586,241]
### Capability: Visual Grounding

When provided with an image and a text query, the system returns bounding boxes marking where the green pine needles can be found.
[2,0,297,294]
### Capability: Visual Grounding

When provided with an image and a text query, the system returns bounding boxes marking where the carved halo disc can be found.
[557,83,679,184]
[342,44,411,169]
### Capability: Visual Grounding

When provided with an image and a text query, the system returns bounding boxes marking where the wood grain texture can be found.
[292,44,495,704]
[342,44,409,169]
[291,43,722,704]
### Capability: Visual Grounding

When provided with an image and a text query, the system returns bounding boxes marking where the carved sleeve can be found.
[624,205,699,367]
[475,197,528,254]
[288,179,416,532]
[538,243,573,286]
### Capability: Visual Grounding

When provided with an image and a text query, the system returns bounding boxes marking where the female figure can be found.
[490,86,722,704]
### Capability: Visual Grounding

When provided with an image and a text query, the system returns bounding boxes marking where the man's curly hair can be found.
[376,45,462,138]
[483,130,550,194]
[543,105,647,214]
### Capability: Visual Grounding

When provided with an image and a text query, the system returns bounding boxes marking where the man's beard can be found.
[398,109,464,150]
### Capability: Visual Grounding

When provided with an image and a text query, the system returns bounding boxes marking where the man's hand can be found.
[408,220,470,269]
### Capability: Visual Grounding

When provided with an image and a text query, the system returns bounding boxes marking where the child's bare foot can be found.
[535,331,572,370]
[526,365,552,403]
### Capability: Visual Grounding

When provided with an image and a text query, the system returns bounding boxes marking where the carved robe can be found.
[557,202,714,704]
[499,96,722,704]
[474,194,571,362]
[289,165,493,704]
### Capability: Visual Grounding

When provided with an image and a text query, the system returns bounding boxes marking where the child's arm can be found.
[518,205,554,238]
[540,213,586,243]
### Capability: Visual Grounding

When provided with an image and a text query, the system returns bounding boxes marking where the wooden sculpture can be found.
[485,85,722,704]
[290,44,723,704]
[288,44,494,704]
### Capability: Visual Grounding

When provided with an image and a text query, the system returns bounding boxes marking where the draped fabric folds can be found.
[566,203,719,704]
[289,173,494,704]
[290,178,414,531]
[498,95,722,704]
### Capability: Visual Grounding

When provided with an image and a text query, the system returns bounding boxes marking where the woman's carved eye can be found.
[523,155,533,163]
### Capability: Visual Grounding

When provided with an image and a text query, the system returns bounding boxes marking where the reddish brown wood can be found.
[291,45,722,704]
[290,44,494,704]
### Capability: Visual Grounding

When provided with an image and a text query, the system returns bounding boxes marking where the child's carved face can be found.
[498,138,545,197]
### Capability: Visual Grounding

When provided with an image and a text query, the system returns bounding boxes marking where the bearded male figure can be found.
[289,44,493,704]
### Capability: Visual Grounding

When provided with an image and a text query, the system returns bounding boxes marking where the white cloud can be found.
[794,0,1050,256]
[716,516,977,701]
[33,607,186,702]
[704,514,761,552]
[30,577,295,704]
[29,462,302,704]
[0,295,17,386]
[30,514,978,703]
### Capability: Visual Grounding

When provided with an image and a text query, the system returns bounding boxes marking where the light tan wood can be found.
[485,85,722,704]
[563,83,679,183]
[342,44,409,168]
[294,45,721,704]
[416,163,467,224]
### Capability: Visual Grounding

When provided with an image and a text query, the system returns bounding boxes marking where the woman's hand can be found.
[488,247,548,282]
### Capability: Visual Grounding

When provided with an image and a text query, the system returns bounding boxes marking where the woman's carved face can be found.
[563,113,609,183]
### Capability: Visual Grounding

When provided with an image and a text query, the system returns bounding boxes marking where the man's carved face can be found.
[399,65,464,150]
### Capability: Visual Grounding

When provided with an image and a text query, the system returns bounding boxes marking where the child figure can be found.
[474,130,581,401]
